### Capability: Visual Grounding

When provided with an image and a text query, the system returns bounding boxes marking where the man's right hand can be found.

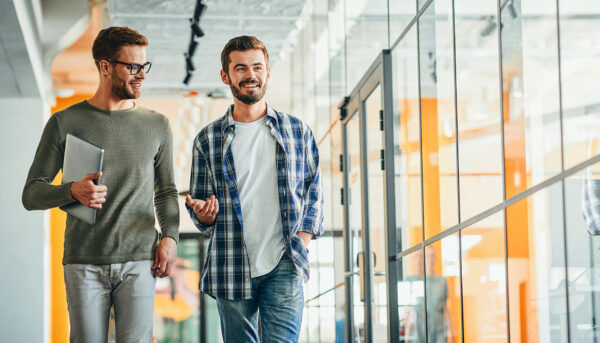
[70,172,107,209]
[186,194,218,225]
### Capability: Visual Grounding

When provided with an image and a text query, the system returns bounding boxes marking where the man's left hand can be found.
[152,237,177,278]
[297,231,313,248]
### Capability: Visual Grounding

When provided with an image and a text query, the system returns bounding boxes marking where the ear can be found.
[99,60,112,76]
[220,70,230,85]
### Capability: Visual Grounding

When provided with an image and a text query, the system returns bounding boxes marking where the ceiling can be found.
[106,0,309,93]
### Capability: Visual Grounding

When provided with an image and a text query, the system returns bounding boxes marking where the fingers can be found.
[199,195,218,217]
[83,172,102,181]
[152,250,159,271]
[154,255,174,278]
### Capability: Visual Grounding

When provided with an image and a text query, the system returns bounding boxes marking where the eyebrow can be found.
[233,63,265,69]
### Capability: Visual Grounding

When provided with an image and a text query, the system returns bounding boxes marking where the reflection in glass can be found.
[559,1,600,170]
[392,23,423,253]
[461,211,508,342]
[455,0,504,219]
[426,238,462,343]
[566,162,600,341]
[418,0,459,239]
[501,0,562,199]
[506,183,568,342]
[397,251,425,343]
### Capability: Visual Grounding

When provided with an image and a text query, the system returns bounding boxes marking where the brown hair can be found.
[92,26,148,70]
[220,35,269,73]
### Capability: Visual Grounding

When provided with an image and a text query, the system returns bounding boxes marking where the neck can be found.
[231,98,267,123]
[88,83,135,111]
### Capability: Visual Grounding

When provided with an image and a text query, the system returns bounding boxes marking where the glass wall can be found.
[288,0,600,342]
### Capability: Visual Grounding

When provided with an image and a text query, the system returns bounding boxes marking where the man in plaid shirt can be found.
[185,36,324,342]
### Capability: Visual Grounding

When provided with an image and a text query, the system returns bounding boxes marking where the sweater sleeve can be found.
[22,115,76,210]
[154,118,180,244]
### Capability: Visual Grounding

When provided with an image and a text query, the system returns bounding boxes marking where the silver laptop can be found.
[60,134,105,224]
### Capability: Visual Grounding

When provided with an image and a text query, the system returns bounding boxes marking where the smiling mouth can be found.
[130,82,142,89]
[239,80,260,89]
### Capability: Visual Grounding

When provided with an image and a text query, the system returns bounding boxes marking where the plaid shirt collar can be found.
[222,104,280,134]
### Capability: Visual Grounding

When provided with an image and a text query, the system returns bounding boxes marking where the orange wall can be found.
[49,94,92,343]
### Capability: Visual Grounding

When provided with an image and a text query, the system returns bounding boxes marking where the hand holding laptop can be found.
[71,172,107,210]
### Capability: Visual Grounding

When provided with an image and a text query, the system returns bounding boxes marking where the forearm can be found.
[22,181,76,211]
[154,188,180,244]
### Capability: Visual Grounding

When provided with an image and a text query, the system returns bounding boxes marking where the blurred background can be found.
[1,0,600,342]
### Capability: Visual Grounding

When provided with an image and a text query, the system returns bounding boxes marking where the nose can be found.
[246,68,257,79]
[136,68,146,80]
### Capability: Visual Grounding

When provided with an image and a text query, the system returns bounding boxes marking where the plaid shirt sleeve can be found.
[298,124,324,238]
[583,172,600,236]
[186,132,216,236]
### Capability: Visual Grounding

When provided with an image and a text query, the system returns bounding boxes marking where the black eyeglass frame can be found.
[106,59,152,75]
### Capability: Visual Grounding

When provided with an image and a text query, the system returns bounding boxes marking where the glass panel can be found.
[329,0,347,95]
[389,0,417,46]
[364,84,388,342]
[559,1,600,170]
[397,250,425,342]
[455,0,504,219]
[347,111,365,341]
[392,23,423,253]
[461,211,508,342]
[565,162,600,341]
[426,237,463,343]
[345,0,389,89]
[419,0,460,239]
[506,182,568,342]
[392,25,423,251]
[501,0,562,199]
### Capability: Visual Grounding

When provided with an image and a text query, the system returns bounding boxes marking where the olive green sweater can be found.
[22,101,179,265]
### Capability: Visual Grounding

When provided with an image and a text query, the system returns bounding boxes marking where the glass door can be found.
[342,50,397,343]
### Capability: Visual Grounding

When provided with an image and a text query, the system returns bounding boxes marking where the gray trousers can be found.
[63,260,156,343]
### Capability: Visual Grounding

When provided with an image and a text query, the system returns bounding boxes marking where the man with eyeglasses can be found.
[22,26,179,341]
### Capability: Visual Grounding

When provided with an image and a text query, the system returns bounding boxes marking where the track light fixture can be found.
[183,72,192,85]
[183,0,206,85]
[193,1,207,21]
[188,39,198,57]
[190,18,204,37]
[185,54,195,71]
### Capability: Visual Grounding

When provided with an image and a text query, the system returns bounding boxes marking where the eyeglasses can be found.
[106,59,152,75]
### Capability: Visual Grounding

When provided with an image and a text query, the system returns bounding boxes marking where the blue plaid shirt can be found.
[186,105,324,300]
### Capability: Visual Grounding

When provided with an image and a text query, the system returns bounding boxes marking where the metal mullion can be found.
[415,4,429,342]
[449,0,465,340]
[495,0,511,340]
[359,90,373,343]
[555,0,571,340]
[382,49,399,343]
[342,119,354,343]
[393,152,600,261]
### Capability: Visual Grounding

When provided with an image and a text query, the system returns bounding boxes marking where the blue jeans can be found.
[216,254,304,343]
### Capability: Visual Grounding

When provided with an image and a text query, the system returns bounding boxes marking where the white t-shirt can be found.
[231,116,286,277]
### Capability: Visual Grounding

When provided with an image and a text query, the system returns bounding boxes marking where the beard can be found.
[111,71,139,100]
[228,76,267,105]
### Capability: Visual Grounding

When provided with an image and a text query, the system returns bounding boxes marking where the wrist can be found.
[161,236,177,244]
